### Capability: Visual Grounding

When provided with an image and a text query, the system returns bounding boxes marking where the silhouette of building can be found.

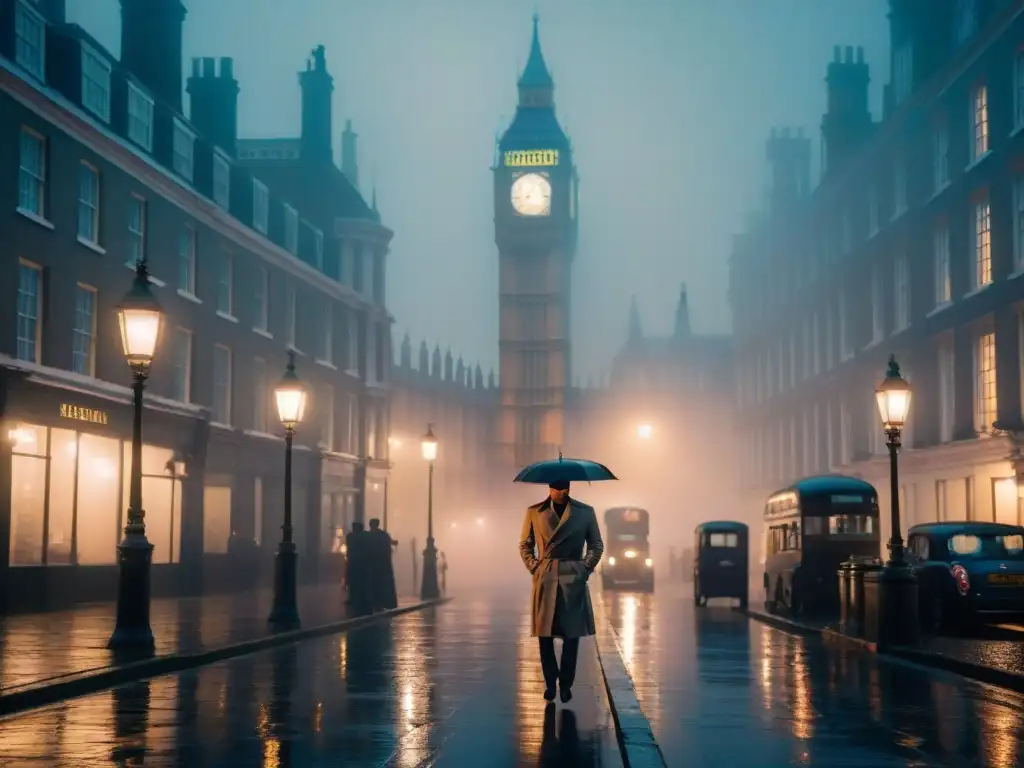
[0,0,391,609]
[730,1,1024,546]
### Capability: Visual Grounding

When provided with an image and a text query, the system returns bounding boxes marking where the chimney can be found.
[341,119,359,189]
[119,0,187,111]
[821,43,872,177]
[765,126,811,208]
[299,45,334,166]
[186,57,240,156]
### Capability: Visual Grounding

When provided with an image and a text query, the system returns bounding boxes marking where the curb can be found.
[744,607,1024,695]
[592,598,668,768]
[0,597,451,718]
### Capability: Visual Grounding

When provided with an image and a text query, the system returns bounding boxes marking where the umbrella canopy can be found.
[513,454,618,484]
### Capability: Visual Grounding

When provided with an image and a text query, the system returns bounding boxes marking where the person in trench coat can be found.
[519,479,604,703]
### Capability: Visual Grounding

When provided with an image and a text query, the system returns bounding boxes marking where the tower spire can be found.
[628,295,643,341]
[518,13,554,107]
[674,283,691,337]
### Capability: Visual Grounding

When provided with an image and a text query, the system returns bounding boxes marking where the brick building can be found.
[0,0,394,609]
[730,0,1024,548]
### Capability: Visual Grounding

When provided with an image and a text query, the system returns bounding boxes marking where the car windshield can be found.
[947,533,1024,559]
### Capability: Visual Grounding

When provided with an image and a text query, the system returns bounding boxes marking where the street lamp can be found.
[637,423,653,440]
[268,351,307,631]
[420,424,440,600]
[109,259,163,651]
[870,354,919,645]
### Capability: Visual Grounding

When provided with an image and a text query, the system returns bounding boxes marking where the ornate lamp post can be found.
[870,354,919,644]
[268,351,307,631]
[420,424,440,600]
[109,260,163,651]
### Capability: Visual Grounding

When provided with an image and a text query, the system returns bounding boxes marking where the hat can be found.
[548,479,570,490]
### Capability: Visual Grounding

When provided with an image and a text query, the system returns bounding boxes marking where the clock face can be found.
[510,173,552,216]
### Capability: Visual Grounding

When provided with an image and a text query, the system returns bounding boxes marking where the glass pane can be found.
[949,534,982,556]
[171,478,182,564]
[47,429,78,565]
[9,455,45,565]
[122,441,174,477]
[203,486,231,554]
[9,424,45,456]
[77,434,120,565]
[143,477,172,565]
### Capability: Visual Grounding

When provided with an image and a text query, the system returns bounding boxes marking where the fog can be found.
[65,1,890,593]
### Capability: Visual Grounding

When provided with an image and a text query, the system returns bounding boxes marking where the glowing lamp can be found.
[421,424,438,462]
[274,351,307,428]
[637,423,653,439]
[117,261,163,369]
[875,355,912,429]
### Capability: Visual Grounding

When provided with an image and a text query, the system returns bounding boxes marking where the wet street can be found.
[602,584,1024,767]
[3,585,1024,765]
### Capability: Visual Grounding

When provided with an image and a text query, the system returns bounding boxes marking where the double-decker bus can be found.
[601,507,654,592]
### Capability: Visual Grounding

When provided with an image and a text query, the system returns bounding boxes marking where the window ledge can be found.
[210,421,234,431]
[253,327,273,339]
[242,429,282,442]
[965,150,992,173]
[889,207,908,224]
[864,337,883,351]
[1010,268,1024,281]
[926,301,953,318]
[176,289,202,304]
[345,368,361,379]
[286,344,304,356]
[1011,124,1024,140]
[15,207,54,230]
[315,359,337,370]
[215,310,239,323]
[963,283,993,300]
[76,236,105,255]
[124,262,165,286]
[927,181,952,204]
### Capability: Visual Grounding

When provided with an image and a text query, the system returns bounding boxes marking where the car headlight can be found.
[624,550,637,559]
[608,557,616,566]
[645,558,653,567]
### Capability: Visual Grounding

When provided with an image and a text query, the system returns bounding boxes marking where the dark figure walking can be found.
[345,522,373,615]
[368,518,398,610]
[519,480,604,703]
[439,552,448,597]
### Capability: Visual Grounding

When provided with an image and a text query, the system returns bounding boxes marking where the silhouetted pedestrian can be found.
[368,518,398,610]
[439,551,448,596]
[346,522,373,614]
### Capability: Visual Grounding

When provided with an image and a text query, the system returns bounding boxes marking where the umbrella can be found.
[513,453,618,484]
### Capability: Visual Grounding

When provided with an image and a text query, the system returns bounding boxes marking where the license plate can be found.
[987,574,1024,586]
[719,561,734,567]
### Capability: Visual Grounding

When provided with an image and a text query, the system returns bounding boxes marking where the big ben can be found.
[495,15,579,469]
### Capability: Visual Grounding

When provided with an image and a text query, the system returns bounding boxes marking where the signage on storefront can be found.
[59,403,109,425]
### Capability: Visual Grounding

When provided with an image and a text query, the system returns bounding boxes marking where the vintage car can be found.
[907,521,1024,632]
[693,521,748,608]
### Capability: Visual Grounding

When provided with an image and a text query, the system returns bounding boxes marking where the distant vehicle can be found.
[693,521,748,608]
[908,521,1024,632]
[601,507,654,592]
[763,475,880,618]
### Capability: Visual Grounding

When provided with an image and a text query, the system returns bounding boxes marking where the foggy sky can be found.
[68,0,888,379]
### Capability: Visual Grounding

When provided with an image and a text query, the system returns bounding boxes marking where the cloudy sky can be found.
[69,0,889,379]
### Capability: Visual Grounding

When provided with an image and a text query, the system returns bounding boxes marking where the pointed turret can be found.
[370,187,381,223]
[455,355,465,384]
[400,332,412,368]
[431,345,442,379]
[488,369,496,389]
[418,340,429,375]
[444,348,454,381]
[628,295,643,341]
[474,364,484,389]
[674,283,691,337]
[518,13,554,108]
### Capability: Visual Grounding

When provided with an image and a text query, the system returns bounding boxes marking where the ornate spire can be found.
[518,13,554,106]
[488,368,496,389]
[474,364,484,390]
[431,345,442,379]
[444,348,454,381]
[418,340,429,375]
[674,283,691,337]
[628,295,643,341]
[455,355,465,384]
[400,332,412,368]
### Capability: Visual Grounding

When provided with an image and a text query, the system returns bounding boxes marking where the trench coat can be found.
[519,497,605,638]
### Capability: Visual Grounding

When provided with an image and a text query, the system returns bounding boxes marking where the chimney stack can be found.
[341,119,359,189]
[186,57,240,156]
[299,45,334,166]
[119,0,187,111]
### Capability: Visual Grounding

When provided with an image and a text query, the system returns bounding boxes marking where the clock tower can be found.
[494,15,579,469]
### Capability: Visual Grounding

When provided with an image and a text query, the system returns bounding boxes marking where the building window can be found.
[938,344,955,443]
[126,194,146,267]
[18,127,46,217]
[213,153,231,209]
[212,344,232,425]
[80,43,111,122]
[72,285,96,376]
[15,1,46,81]
[285,283,297,349]
[893,42,912,105]
[974,332,997,434]
[178,225,196,295]
[933,223,951,306]
[253,179,269,234]
[867,186,879,236]
[970,83,989,162]
[973,197,992,290]
[933,122,949,192]
[203,486,231,554]
[172,120,195,182]
[347,310,359,372]
[1014,176,1024,273]
[955,0,977,46]
[284,205,299,254]
[17,261,42,364]
[77,162,100,244]
[217,249,233,316]
[893,158,907,216]
[317,301,333,364]
[321,385,335,451]
[1014,51,1024,133]
[254,265,269,332]
[871,266,884,342]
[313,228,324,270]
[839,291,850,359]
[812,311,821,375]
[171,328,192,403]
[126,82,154,151]
[894,254,909,331]
[252,357,267,432]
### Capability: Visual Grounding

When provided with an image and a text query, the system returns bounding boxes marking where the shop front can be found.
[0,363,208,612]
[319,453,361,583]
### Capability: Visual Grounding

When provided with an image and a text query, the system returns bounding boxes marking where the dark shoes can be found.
[559,685,572,703]
[543,687,556,701]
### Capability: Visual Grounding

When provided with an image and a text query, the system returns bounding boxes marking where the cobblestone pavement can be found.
[602,584,1024,767]
[0,585,395,694]
[0,586,622,767]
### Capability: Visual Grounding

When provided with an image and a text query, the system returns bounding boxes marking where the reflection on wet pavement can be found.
[602,586,1024,767]
[0,587,621,767]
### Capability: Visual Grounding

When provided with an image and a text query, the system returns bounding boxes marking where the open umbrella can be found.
[513,453,618,484]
